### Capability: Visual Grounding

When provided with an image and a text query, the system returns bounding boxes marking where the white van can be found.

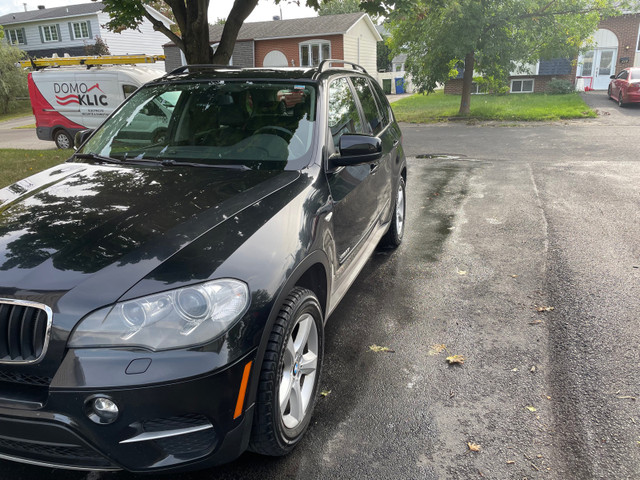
[28,65,164,148]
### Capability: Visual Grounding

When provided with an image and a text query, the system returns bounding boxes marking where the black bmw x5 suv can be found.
[0,61,406,473]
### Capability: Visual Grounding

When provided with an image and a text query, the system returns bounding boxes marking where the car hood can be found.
[0,161,299,307]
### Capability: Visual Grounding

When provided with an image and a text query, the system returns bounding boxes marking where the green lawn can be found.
[391,90,596,122]
[0,101,33,123]
[0,149,72,189]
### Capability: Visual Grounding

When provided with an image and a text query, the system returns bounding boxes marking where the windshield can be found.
[79,80,318,170]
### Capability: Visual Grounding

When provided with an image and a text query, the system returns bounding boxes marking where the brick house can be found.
[445,11,640,94]
[0,2,172,60]
[164,13,382,75]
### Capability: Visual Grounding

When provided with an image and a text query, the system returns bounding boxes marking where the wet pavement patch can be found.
[416,153,468,160]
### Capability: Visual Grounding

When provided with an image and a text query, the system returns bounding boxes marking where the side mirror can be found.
[610,75,616,79]
[331,134,382,167]
[74,129,94,150]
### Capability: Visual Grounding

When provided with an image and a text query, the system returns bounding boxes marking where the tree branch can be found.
[142,7,183,50]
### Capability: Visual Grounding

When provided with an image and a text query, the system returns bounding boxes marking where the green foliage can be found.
[85,37,111,56]
[391,91,596,122]
[363,0,623,113]
[377,41,392,72]
[318,0,365,15]
[0,29,28,115]
[0,149,71,189]
[474,76,509,95]
[547,78,575,94]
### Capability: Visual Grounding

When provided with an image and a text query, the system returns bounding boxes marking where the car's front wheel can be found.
[250,287,324,456]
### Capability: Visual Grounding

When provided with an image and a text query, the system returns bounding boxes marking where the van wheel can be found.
[54,130,73,149]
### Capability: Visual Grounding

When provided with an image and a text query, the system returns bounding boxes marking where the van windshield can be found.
[79,81,317,170]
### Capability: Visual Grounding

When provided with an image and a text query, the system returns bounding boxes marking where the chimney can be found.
[23,3,27,12]
[37,5,45,9]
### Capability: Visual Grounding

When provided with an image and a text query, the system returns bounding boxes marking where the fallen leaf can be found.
[511,274,518,278]
[458,270,468,275]
[320,390,331,397]
[506,460,515,465]
[369,344,395,353]
[616,395,637,401]
[512,368,518,372]
[529,319,543,325]
[467,442,481,452]
[531,366,536,373]
[429,344,447,355]
[536,306,555,312]
[525,406,537,412]
[446,354,465,365]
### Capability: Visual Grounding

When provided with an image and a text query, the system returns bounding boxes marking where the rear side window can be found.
[369,79,391,127]
[328,77,364,148]
[351,77,384,135]
[122,84,137,98]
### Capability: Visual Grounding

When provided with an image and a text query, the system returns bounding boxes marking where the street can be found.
[2,92,640,479]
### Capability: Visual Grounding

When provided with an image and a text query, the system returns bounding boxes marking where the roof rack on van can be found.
[167,64,243,75]
[20,54,166,70]
[317,59,367,74]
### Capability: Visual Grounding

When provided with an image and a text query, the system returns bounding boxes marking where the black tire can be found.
[380,176,406,248]
[54,130,73,149]
[608,86,613,100]
[618,93,626,108]
[250,287,324,456]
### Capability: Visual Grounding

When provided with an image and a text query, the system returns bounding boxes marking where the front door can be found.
[594,48,617,90]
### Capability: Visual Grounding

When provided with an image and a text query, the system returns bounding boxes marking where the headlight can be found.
[68,279,250,351]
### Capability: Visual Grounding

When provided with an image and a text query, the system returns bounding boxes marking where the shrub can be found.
[548,78,574,95]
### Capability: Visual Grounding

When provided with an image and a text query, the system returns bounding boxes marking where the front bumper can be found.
[0,349,257,473]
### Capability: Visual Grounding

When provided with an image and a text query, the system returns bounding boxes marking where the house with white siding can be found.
[0,2,172,63]
[164,13,382,78]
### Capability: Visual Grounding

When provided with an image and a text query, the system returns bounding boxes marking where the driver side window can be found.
[328,77,364,149]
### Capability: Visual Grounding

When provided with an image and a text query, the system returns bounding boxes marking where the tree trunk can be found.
[212,0,260,64]
[459,51,475,115]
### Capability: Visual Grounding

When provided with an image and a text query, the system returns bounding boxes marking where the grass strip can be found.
[391,91,596,123]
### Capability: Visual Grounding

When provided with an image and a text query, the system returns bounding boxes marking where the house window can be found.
[41,25,59,42]
[510,79,534,93]
[394,63,404,72]
[6,28,26,45]
[471,82,487,95]
[300,40,330,67]
[71,21,90,39]
[581,50,594,76]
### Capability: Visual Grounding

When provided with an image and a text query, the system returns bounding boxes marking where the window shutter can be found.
[56,24,62,41]
[21,28,27,45]
[87,21,93,39]
[38,26,45,43]
[68,22,74,40]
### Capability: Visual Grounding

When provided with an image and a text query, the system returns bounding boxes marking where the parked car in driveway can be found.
[608,67,640,107]
[0,61,406,473]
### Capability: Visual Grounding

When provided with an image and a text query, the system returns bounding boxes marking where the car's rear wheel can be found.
[618,92,626,107]
[250,287,323,456]
[381,176,406,248]
[54,129,73,149]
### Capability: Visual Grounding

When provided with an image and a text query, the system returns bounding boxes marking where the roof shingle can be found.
[0,2,103,26]
[208,12,367,42]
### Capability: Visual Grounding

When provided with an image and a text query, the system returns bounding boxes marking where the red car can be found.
[608,67,640,107]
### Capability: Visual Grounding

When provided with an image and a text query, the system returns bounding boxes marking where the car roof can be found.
[150,65,371,86]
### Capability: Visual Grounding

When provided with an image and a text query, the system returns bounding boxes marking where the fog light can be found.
[87,396,120,424]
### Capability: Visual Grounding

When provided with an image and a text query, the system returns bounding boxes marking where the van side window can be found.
[351,77,384,135]
[123,85,137,98]
[328,77,364,149]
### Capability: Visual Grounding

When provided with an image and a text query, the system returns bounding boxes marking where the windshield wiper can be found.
[157,159,252,170]
[73,153,123,165]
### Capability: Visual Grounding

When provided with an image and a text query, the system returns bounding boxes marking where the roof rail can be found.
[20,54,165,70]
[317,59,367,74]
[167,64,242,75]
